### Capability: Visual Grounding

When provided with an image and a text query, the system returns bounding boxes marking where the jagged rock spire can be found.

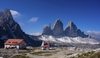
[65,21,77,36]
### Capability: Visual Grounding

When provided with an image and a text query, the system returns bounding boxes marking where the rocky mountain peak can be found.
[52,19,63,29]
[0,8,14,24]
[53,19,60,22]
[4,8,10,13]
[52,19,63,36]
[65,21,77,30]
[56,19,60,21]
[3,8,12,16]
[65,21,77,36]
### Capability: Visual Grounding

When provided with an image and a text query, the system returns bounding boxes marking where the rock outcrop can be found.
[42,23,52,35]
[52,19,63,36]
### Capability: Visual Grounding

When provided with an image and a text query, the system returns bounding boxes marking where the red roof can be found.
[44,44,50,47]
[4,39,24,45]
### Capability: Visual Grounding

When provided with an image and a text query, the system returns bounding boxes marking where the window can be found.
[12,42,17,43]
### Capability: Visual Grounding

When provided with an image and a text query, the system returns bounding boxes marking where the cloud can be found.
[29,17,38,22]
[86,31,100,41]
[10,10,20,18]
[29,33,41,36]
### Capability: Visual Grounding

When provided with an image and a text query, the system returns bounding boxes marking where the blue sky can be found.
[0,0,100,39]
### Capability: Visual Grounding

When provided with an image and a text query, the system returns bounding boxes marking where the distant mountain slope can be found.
[37,35,100,48]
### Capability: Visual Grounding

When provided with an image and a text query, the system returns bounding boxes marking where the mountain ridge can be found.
[42,19,88,38]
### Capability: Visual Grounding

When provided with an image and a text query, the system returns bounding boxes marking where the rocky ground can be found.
[0,47,99,58]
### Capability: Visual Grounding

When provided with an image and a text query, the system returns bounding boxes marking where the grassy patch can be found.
[88,51,100,58]
[72,51,96,58]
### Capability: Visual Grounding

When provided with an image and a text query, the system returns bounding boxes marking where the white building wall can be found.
[4,45,16,49]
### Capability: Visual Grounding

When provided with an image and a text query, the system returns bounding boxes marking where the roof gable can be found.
[4,39,24,45]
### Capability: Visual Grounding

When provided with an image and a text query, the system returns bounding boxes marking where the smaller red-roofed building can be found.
[4,39,26,49]
[41,41,50,50]
[44,43,50,47]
